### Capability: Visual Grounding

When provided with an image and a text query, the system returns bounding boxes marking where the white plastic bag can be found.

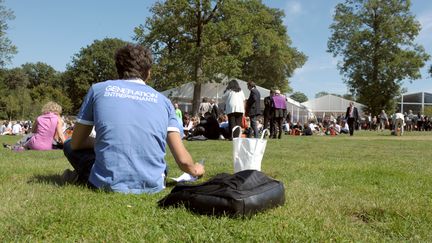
[232,126,269,173]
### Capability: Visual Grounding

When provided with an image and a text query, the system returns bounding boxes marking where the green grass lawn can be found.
[1,131,431,241]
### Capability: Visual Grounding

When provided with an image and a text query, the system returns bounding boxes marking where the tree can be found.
[315,91,329,98]
[0,0,17,67]
[21,63,72,114]
[21,62,61,89]
[342,93,354,101]
[0,66,71,119]
[30,84,73,115]
[328,0,429,115]
[2,88,34,120]
[64,38,128,112]
[290,91,308,103]
[134,0,306,114]
[2,67,29,90]
[236,3,306,93]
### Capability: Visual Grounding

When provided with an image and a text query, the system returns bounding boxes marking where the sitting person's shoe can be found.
[62,169,79,184]
[12,146,25,152]
[3,143,11,149]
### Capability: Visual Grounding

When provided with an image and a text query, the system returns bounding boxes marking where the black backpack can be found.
[158,170,285,217]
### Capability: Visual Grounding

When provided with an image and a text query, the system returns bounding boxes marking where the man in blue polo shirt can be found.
[63,44,205,194]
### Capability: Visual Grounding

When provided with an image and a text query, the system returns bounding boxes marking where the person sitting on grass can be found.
[3,101,66,151]
[62,43,204,194]
[340,120,349,134]
[302,122,313,136]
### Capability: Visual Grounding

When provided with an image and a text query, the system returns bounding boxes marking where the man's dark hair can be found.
[225,79,241,92]
[247,81,256,88]
[115,44,153,80]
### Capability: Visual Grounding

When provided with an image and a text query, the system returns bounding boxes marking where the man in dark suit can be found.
[345,101,359,136]
[246,81,261,138]
[263,90,274,136]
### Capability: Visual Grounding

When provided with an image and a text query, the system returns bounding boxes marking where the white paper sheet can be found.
[171,172,197,183]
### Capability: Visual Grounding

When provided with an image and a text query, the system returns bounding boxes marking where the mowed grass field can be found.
[1,131,431,241]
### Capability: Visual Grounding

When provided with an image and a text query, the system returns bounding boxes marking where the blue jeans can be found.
[63,139,95,186]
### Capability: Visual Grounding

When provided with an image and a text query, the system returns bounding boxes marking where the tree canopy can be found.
[134,0,306,114]
[0,62,72,119]
[327,0,429,115]
[315,91,330,98]
[21,62,61,89]
[290,91,308,103]
[63,38,128,112]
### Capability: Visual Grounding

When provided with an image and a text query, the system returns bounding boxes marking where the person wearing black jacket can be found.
[246,81,261,138]
[263,90,274,137]
[345,101,359,136]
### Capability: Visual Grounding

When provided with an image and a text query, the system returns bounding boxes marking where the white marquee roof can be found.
[301,94,366,113]
[161,78,269,102]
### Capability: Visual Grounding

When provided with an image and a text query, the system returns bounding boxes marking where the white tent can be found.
[162,79,268,113]
[161,78,269,106]
[301,94,366,118]
[398,91,432,114]
[285,96,312,124]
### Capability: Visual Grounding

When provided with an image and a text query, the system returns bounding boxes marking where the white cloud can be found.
[285,1,303,16]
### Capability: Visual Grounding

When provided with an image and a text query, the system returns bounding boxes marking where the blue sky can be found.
[4,0,432,99]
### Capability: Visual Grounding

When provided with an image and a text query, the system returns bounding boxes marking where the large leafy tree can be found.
[289,91,308,103]
[30,84,73,115]
[63,38,128,112]
[20,62,73,113]
[328,0,429,115]
[2,67,28,90]
[134,0,306,113]
[21,62,61,88]
[0,0,17,67]
[0,64,72,119]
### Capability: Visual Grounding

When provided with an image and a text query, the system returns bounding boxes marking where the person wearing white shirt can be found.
[12,122,22,135]
[340,120,349,134]
[222,79,245,139]
[335,123,341,134]
[0,122,6,135]
[393,112,405,135]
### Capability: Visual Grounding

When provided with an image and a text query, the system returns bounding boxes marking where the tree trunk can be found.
[191,1,203,115]
[192,82,202,116]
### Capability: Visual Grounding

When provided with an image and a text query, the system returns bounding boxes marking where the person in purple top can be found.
[271,90,287,139]
[25,101,66,150]
[62,44,204,194]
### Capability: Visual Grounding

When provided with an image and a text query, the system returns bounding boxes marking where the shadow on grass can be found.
[27,173,68,187]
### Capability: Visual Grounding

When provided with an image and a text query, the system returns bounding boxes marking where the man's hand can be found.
[191,163,205,177]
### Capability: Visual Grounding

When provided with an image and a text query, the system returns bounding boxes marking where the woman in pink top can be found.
[24,101,66,150]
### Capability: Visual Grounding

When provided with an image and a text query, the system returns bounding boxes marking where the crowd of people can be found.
[173,88,362,139]
[361,109,432,132]
[175,80,296,141]
[175,96,432,140]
